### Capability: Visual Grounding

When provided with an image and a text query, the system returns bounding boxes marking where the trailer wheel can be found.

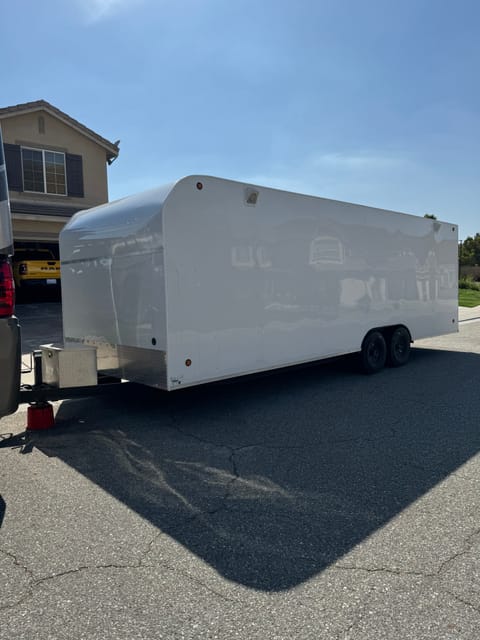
[388,326,411,367]
[361,331,387,374]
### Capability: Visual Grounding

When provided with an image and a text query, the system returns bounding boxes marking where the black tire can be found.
[361,330,387,374]
[388,326,411,367]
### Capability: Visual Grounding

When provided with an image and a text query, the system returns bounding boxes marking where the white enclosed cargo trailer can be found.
[59,175,458,390]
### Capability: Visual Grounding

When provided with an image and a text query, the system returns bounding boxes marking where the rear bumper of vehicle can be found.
[16,278,60,287]
[0,315,21,417]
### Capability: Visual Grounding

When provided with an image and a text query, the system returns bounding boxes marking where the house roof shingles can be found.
[0,100,119,162]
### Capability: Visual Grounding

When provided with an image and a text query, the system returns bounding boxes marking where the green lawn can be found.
[459,288,480,307]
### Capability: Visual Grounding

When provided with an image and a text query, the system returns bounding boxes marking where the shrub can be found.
[459,275,480,291]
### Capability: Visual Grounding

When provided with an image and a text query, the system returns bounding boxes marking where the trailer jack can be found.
[19,350,130,431]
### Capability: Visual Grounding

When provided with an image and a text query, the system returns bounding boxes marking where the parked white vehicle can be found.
[0,125,21,417]
[59,175,458,390]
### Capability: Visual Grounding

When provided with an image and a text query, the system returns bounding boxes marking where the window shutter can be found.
[3,144,23,192]
[66,153,84,198]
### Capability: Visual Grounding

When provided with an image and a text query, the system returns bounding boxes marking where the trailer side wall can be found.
[163,177,458,389]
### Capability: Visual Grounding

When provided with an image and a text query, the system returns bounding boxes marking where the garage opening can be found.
[13,241,61,303]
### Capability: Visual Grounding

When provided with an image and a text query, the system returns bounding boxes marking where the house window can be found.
[22,148,66,195]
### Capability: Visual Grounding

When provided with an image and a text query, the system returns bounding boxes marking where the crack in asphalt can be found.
[140,530,166,563]
[34,526,167,586]
[0,548,36,612]
[138,528,243,604]
[333,528,480,582]
[443,589,480,615]
[336,562,432,581]
[33,562,140,586]
[167,418,397,453]
[166,418,245,520]
[0,591,33,612]
[166,418,398,523]
[0,529,160,613]
[335,564,427,578]
[332,569,480,638]
[435,527,480,576]
[0,527,241,612]
[0,548,35,580]
[332,527,480,621]
[164,564,241,604]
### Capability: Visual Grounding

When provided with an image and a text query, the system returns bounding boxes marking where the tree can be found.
[424,213,437,219]
[459,233,480,266]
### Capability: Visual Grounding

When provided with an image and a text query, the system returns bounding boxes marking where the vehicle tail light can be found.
[19,263,27,274]
[0,260,15,317]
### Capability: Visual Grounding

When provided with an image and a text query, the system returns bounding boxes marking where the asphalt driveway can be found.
[1,304,480,638]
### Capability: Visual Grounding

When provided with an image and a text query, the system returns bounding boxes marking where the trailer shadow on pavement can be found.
[24,347,480,592]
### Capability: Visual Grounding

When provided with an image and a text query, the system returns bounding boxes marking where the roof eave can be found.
[0,101,119,160]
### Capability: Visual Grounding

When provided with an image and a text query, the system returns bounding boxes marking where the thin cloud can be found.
[239,151,408,196]
[312,152,405,170]
[236,150,417,212]
[80,0,145,22]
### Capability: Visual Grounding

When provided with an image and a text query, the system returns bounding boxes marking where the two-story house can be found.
[0,100,119,255]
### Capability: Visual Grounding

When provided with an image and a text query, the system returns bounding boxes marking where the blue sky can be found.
[2,0,479,238]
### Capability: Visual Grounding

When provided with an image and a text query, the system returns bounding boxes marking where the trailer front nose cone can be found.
[27,402,55,430]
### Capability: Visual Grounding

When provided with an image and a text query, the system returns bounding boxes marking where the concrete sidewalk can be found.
[459,305,480,321]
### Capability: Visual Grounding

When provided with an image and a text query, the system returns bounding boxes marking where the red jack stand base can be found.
[27,403,55,430]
